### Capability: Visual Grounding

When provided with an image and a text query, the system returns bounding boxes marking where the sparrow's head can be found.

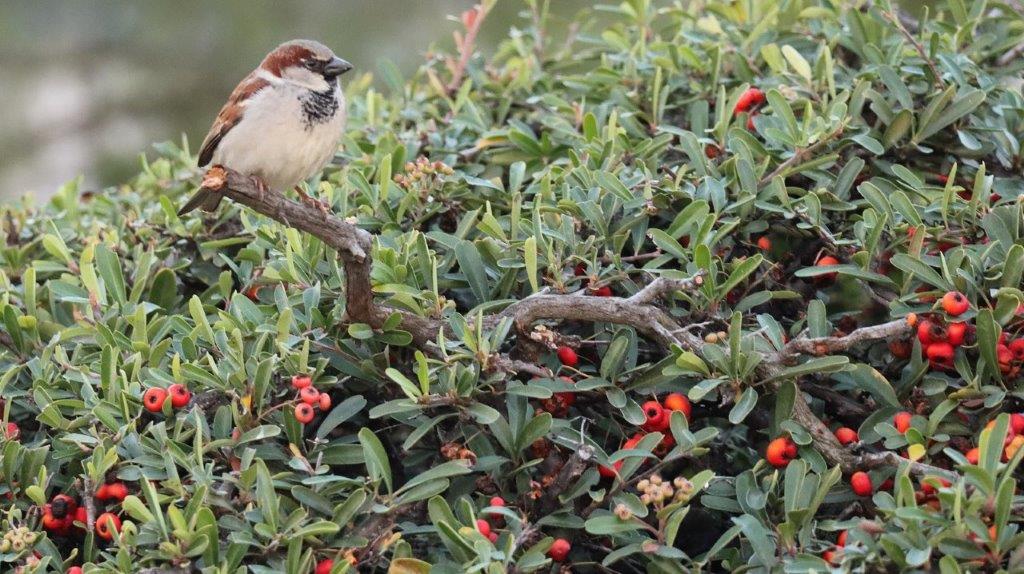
[261,39,352,90]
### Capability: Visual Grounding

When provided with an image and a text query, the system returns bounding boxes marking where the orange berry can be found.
[95,512,121,540]
[946,322,967,346]
[318,393,332,411]
[965,447,980,465]
[894,411,913,434]
[662,393,692,420]
[941,291,969,316]
[299,387,321,405]
[756,236,771,251]
[814,255,840,283]
[766,437,797,468]
[294,403,315,424]
[291,375,312,390]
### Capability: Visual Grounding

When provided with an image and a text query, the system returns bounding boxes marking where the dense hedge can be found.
[2,0,1024,572]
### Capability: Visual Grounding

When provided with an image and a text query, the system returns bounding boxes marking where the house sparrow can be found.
[178,39,352,215]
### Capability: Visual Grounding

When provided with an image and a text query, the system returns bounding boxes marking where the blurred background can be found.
[0,0,590,202]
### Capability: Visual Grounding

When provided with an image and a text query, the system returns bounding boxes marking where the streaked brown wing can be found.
[197,72,270,167]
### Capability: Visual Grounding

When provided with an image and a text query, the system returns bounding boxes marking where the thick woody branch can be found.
[203,165,934,481]
[780,319,907,358]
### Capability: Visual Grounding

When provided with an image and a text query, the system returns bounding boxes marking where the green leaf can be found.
[359,427,393,493]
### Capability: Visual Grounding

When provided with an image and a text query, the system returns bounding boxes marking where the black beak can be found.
[324,57,353,77]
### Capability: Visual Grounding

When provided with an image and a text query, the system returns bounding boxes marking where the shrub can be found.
[2,0,1024,572]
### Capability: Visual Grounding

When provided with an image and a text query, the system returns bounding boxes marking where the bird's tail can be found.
[177,189,223,216]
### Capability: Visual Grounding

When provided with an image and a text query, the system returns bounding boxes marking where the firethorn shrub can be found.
[0,1,1023,572]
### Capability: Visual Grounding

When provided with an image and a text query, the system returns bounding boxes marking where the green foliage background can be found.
[2,0,1024,572]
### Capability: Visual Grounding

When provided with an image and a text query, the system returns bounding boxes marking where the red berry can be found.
[941,291,969,316]
[318,393,332,411]
[946,322,967,346]
[4,422,18,440]
[926,342,955,369]
[598,433,644,478]
[704,144,721,159]
[490,496,506,507]
[834,427,858,445]
[1009,339,1024,361]
[894,411,913,434]
[294,403,315,424]
[640,401,669,432]
[965,447,980,464]
[837,530,848,547]
[556,346,579,367]
[1011,413,1024,435]
[167,384,191,409]
[756,236,771,251]
[476,518,492,537]
[488,531,498,543]
[920,477,951,495]
[734,87,765,115]
[591,285,613,297]
[143,387,168,413]
[95,512,121,540]
[315,559,334,574]
[105,482,128,501]
[291,375,312,390]
[548,538,571,562]
[299,387,321,405]
[67,568,84,574]
[662,393,692,421]
[766,437,797,468]
[850,471,873,496]
[917,319,945,345]
[95,484,110,501]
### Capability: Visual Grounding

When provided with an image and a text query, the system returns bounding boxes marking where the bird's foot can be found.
[249,175,270,200]
[294,186,332,216]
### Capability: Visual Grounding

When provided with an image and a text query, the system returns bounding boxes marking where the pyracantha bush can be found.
[2,0,1024,572]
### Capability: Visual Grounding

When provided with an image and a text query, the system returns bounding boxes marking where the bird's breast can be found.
[212,84,346,191]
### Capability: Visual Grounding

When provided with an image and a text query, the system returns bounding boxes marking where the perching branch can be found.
[201,164,935,484]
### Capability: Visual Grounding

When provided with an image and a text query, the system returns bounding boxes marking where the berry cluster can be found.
[142,383,191,413]
[474,496,506,544]
[392,156,454,189]
[41,494,84,537]
[0,525,37,553]
[635,474,694,508]
[290,375,332,424]
[598,393,691,477]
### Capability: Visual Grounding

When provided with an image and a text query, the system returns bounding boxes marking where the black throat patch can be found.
[300,84,339,130]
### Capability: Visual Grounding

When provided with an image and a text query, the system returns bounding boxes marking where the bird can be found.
[178,39,352,216]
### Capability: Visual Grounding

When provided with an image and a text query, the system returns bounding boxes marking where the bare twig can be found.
[80,477,96,533]
[882,9,946,92]
[998,41,1024,67]
[758,122,848,186]
[781,319,907,358]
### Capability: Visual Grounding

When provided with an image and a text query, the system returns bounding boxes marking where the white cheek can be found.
[280,67,330,92]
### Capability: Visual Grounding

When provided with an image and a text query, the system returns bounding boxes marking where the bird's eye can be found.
[304,60,318,70]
